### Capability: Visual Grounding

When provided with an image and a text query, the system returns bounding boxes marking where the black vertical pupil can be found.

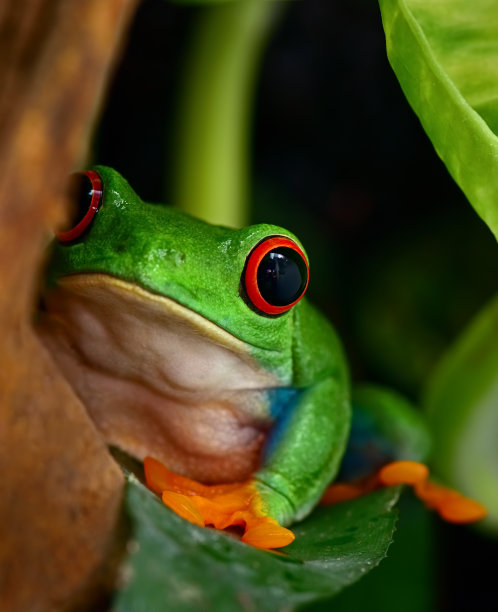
[65,173,94,229]
[257,247,308,306]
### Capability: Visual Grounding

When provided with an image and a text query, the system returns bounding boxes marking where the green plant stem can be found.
[170,0,281,228]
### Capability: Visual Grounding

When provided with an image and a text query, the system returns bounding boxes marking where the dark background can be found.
[95,1,497,609]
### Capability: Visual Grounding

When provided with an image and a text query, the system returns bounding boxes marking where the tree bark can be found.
[0,1,138,609]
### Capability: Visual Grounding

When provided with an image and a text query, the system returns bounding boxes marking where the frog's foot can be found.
[379,461,487,523]
[321,460,487,524]
[144,457,295,550]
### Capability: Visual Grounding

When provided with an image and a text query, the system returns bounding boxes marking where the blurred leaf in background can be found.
[171,0,282,227]
[424,294,498,533]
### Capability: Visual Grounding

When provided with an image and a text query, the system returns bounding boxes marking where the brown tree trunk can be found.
[0,1,139,609]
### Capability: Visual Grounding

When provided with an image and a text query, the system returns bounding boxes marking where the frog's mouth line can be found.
[56,273,255,356]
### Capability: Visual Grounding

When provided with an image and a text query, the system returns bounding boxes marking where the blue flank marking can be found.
[337,406,395,482]
[263,387,301,460]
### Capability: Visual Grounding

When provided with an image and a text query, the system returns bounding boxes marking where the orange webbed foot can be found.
[321,460,487,525]
[144,456,295,550]
[413,479,487,523]
[378,461,487,523]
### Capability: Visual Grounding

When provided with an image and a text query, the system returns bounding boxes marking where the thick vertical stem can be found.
[171,0,281,228]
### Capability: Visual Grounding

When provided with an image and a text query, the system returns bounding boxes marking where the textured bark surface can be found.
[0,1,138,610]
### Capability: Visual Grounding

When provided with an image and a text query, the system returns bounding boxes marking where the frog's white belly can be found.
[38,274,283,483]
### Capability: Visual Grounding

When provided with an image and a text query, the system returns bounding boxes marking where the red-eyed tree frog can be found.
[38,167,486,550]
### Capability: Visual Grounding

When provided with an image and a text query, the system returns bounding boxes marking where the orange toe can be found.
[145,456,217,496]
[414,480,459,509]
[378,460,429,486]
[437,495,487,523]
[144,457,294,549]
[144,456,173,495]
[190,494,241,530]
[319,459,486,527]
[413,474,487,524]
[145,456,246,497]
[242,520,295,549]
[320,483,364,505]
[192,486,295,548]
[161,490,205,527]
[414,480,487,523]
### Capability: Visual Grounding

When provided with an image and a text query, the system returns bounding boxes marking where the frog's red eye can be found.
[57,170,103,243]
[242,236,309,316]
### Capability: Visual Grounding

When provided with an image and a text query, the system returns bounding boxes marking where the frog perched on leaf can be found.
[38,167,486,549]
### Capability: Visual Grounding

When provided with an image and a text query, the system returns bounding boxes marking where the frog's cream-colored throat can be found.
[59,273,251,355]
[38,273,281,484]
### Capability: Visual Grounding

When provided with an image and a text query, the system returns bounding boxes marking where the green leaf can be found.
[306,498,436,612]
[423,293,498,533]
[112,477,400,611]
[378,0,498,240]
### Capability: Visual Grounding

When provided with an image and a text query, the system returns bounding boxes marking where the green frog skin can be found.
[38,166,351,541]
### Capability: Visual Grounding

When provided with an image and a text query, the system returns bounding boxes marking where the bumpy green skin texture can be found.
[255,302,350,524]
[49,166,350,526]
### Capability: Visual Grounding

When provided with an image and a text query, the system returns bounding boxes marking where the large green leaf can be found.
[423,293,498,533]
[306,498,436,612]
[379,0,498,240]
[112,477,400,611]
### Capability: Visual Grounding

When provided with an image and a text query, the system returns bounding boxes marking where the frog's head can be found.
[39,167,311,480]
[45,166,309,377]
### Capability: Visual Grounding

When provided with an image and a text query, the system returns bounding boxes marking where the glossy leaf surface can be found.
[112,477,400,611]
[379,0,498,240]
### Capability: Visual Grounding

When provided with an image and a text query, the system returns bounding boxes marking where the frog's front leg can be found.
[144,377,350,549]
[254,376,351,527]
[144,456,298,549]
